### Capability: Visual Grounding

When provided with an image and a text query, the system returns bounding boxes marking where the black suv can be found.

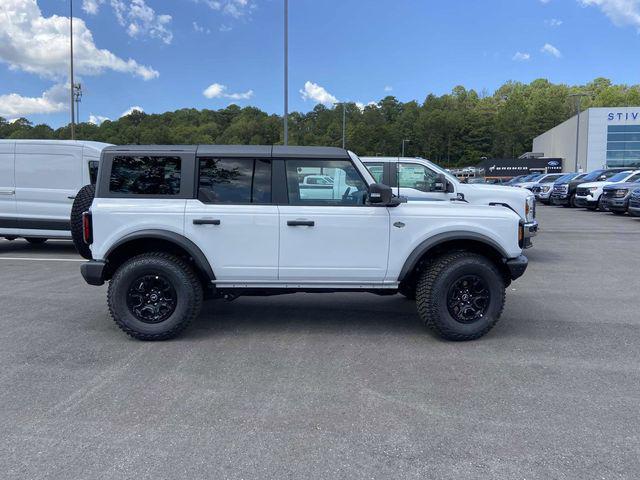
[550,168,628,207]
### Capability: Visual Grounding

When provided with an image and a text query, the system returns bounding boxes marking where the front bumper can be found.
[550,194,570,205]
[524,220,538,240]
[534,190,552,202]
[601,197,628,212]
[81,260,106,286]
[505,255,528,280]
[574,196,597,208]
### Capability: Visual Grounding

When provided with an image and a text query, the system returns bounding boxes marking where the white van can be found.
[0,140,112,243]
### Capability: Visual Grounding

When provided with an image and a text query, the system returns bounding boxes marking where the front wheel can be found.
[108,253,203,340]
[416,252,505,341]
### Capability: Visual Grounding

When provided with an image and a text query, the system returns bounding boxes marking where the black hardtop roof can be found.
[103,144,350,159]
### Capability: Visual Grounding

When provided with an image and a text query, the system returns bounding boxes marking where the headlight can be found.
[588,187,598,193]
[541,186,551,193]
[614,189,628,198]
[525,196,535,222]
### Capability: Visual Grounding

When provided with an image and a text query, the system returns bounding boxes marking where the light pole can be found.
[283,0,288,145]
[401,139,411,157]
[569,93,588,172]
[334,102,347,149]
[69,0,76,139]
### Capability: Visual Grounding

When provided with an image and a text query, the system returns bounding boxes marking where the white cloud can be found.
[203,83,254,100]
[0,0,159,80]
[88,114,110,125]
[512,51,531,61]
[82,0,102,14]
[541,43,562,58]
[384,85,393,92]
[300,81,338,106]
[122,0,173,44]
[545,18,563,26]
[0,83,68,117]
[193,21,210,34]
[579,0,640,29]
[355,101,378,111]
[195,0,256,19]
[120,105,144,117]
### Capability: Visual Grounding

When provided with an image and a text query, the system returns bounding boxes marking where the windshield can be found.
[555,173,577,183]
[539,174,563,183]
[580,170,606,182]
[608,171,632,182]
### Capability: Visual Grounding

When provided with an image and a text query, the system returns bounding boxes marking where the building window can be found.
[606,125,640,168]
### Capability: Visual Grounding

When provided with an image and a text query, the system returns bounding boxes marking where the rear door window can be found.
[109,156,181,195]
[197,158,271,204]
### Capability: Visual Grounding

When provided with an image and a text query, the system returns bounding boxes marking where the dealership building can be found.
[532,107,640,173]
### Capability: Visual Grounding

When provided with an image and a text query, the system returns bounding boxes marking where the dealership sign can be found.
[608,112,640,121]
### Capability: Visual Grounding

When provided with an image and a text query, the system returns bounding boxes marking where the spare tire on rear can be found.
[70,184,95,260]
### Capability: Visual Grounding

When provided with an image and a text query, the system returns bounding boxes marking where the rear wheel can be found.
[108,253,203,341]
[416,252,505,341]
[25,238,47,245]
[70,184,95,260]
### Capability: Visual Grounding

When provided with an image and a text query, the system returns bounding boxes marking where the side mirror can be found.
[433,173,447,192]
[368,183,393,205]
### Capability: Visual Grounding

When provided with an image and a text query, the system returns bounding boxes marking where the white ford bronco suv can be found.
[79,145,528,341]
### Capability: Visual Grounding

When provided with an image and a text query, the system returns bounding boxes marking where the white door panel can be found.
[0,142,16,229]
[184,201,279,281]
[14,144,83,229]
[278,206,390,282]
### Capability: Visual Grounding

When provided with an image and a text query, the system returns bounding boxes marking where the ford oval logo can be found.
[547,160,559,166]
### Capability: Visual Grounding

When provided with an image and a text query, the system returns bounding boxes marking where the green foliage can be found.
[2,78,639,167]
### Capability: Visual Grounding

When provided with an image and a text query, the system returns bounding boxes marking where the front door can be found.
[395,161,451,202]
[278,158,390,283]
[184,157,279,282]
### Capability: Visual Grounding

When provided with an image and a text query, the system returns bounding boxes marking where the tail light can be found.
[82,212,93,244]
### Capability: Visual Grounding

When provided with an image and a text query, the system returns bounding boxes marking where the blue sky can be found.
[1,0,639,127]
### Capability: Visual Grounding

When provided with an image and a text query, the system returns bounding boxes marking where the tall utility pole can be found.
[69,0,76,140]
[569,93,588,172]
[283,0,288,145]
[335,102,346,149]
[401,139,411,157]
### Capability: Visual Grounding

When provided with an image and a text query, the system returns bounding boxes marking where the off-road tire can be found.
[107,253,203,341]
[25,238,47,245]
[563,195,575,208]
[416,251,505,341]
[70,184,95,259]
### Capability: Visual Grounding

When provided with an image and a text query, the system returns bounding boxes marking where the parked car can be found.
[574,170,640,210]
[531,172,576,204]
[0,140,111,244]
[503,175,530,186]
[79,145,528,341]
[627,188,640,217]
[360,157,537,243]
[514,173,564,191]
[600,178,640,214]
[550,168,628,208]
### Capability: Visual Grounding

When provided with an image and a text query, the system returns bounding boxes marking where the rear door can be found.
[0,142,17,229]
[278,158,390,283]
[14,143,83,232]
[184,156,279,282]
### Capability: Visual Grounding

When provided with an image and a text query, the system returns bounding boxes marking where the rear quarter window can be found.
[109,156,181,195]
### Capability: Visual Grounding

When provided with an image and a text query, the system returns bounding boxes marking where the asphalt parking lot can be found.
[1,206,639,480]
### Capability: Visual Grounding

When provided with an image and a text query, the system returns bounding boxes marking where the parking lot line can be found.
[0,257,85,262]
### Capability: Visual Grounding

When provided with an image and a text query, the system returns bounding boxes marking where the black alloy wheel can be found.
[126,274,177,324]
[446,275,490,324]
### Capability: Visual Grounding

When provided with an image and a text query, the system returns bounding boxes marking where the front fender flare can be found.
[397,231,509,282]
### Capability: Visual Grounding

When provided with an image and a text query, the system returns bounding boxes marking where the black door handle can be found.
[193,219,221,225]
[287,220,315,227]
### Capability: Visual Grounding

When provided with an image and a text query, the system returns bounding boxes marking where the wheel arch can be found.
[398,232,511,286]
[103,230,215,284]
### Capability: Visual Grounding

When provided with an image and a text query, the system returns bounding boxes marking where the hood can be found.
[603,182,640,191]
[578,181,612,188]
[464,183,531,197]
